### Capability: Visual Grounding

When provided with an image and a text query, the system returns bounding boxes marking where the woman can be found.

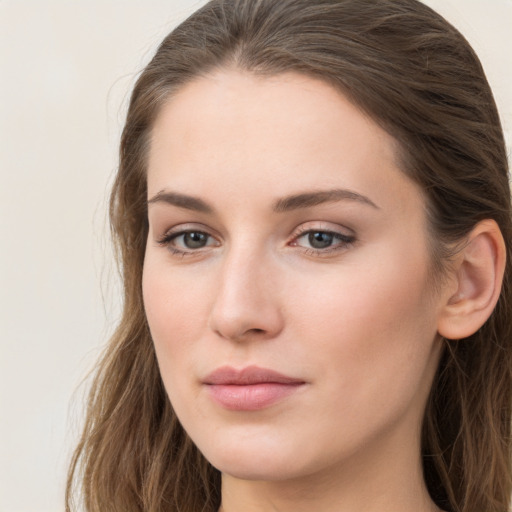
[66,1,512,511]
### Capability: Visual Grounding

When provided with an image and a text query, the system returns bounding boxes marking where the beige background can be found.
[1,1,510,510]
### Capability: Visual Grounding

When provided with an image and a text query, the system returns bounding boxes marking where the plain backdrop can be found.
[0,1,510,511]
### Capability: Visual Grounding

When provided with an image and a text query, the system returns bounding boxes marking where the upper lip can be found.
[203,365,305,385]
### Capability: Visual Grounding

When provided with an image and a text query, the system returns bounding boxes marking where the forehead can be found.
[150,69,394,158]
[147,69,419,217]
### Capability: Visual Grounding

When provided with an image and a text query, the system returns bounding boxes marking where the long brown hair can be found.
[66,1,512,511]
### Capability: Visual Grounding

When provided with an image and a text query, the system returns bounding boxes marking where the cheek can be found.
[142,262,212,425]
[142,253,208,379]
[293,255,431,335]
[288,242,438,403]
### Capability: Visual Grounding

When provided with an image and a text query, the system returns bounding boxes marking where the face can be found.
[143,70,445,483]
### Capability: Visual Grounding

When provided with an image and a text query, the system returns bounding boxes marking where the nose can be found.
[208,246,284,342]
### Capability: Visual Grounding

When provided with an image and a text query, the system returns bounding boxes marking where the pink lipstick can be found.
[203,365,305,411]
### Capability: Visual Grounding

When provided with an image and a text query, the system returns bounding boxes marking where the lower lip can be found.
[206,383,304,411]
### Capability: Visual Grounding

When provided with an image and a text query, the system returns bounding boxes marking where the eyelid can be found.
[291,221,355,240]
[288,222,356,255]
[153,221,356,258]
[156,223,221,255]
[156,222,218,241]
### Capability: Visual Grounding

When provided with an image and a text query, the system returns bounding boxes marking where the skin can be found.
[143,69,447,512]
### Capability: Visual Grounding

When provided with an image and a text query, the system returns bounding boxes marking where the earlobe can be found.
[437,219,506,340]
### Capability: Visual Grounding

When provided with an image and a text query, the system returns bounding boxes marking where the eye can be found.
[291,228,355,254]
[175,231,212,249]
[157,228,219,255]
[304,231,337,249]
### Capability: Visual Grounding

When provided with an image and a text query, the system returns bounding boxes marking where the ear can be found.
[437,219,506,340]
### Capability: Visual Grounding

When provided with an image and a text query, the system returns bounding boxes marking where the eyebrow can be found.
[272,189,379,212]
[147,191,213,213]
[147,188,379,213]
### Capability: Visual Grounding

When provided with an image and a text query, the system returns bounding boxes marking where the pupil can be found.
[184,232,207,249]
[309,231,333,249]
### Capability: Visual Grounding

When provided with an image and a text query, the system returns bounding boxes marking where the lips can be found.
[203,365,305,411]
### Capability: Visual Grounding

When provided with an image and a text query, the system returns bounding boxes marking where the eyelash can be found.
[156,229,219,257]
[291,226,356,256]
[156,226,356,258]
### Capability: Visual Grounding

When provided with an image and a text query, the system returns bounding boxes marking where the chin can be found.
[210,456,306,482]
[195,431,320,482]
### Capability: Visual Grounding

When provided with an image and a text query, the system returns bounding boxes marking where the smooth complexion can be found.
[143,70,447,512]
